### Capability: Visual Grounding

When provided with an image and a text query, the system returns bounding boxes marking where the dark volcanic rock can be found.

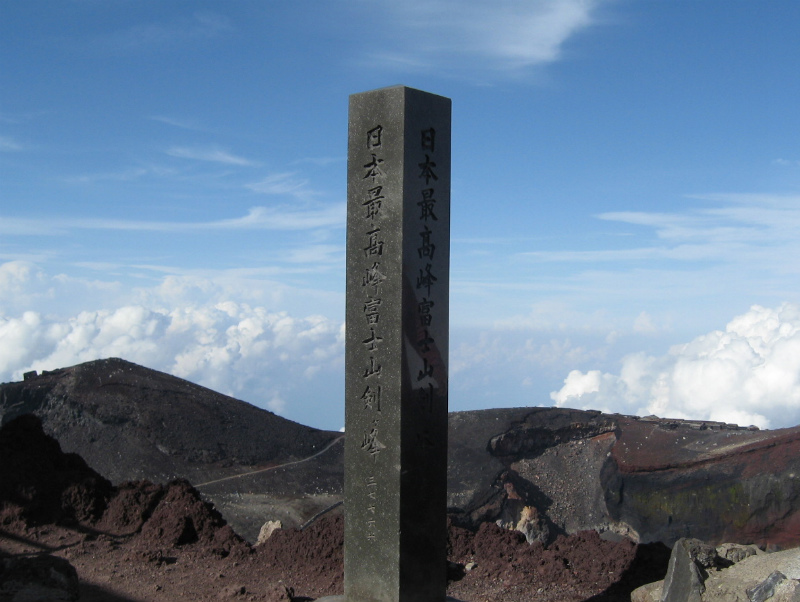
[448,407,620,538]
[660,538,723,602]
[604,416,800,547]
[0,415,247,559]
[0,408,671,602]
[487,408,617,458]
[449,408,800,549]
[0,358,339,484]
[0,358,343,542]
[134,479,247,556]
[0,414,113,526]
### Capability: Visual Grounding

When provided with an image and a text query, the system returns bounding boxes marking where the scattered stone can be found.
[446,561,466,582]
[747,571,788,602]
[256,520,282,545]
[718,543,763,564]
[218,584,247,598]
[701,546,800,601]
[515,505,551,545]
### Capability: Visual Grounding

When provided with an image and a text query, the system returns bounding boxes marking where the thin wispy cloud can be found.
[469,192,800,337]
[150,115,207,132]
[600,194,800,246]
[213,205,345,230]
[247,172,321,202]
[0,136,23,152]
[517,245,735,264]
[284,244,343,265]
[511,194,800,268]
[0,110,50,125]
[515,196,779,264]
[598,212,765,244]
[0,205,345,236]
[128,264,327,279]
[99,11,233,52]
[0,218,65,236]
[64,168,151,184]
[291,156,344,167]
[362,0,600,76]
[167,146,257,167]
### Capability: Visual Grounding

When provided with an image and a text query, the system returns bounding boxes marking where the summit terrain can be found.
[2,358,800,548]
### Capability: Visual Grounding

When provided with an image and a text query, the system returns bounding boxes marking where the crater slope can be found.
[4,358,800,548]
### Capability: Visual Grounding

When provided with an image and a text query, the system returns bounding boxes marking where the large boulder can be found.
[635,542,800,602]
[660,538,726,602]
[0,554,80,601]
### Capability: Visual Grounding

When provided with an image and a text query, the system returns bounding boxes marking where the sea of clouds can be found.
[0,303,344,415]
[3,259,800,430]
[551,303,800,429]
[0,261,345,428]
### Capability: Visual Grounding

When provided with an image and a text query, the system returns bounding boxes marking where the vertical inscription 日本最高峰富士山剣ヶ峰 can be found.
[344,86,451,602]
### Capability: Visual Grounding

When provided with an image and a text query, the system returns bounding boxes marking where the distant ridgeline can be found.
[3,358,800,549]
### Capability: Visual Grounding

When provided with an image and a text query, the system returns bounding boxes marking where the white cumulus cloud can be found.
[550,303,800,429]
[0,300,344,427]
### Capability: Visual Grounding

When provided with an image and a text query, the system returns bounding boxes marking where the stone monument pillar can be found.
[344,86,451,602]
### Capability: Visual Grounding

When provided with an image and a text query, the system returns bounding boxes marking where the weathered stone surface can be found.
[316,598,465,602]
[637,545,800,602]
[661,538,711,602]
[450,407,800,549]
[344,85,451,602]
[256,520,282,545]
[772,579,800,602]
[631,581,662,602]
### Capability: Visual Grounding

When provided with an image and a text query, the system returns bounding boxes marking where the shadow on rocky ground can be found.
[0,414,672,602]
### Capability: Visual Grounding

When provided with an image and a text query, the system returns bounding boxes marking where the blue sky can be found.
[3,1,800,430]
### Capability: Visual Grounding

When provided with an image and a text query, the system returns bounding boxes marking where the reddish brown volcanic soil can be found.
[0,415,670,601]
[2,515,669,602]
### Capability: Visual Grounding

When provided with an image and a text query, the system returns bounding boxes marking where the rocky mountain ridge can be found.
[0,358,342,540]
[3,358,800,548]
